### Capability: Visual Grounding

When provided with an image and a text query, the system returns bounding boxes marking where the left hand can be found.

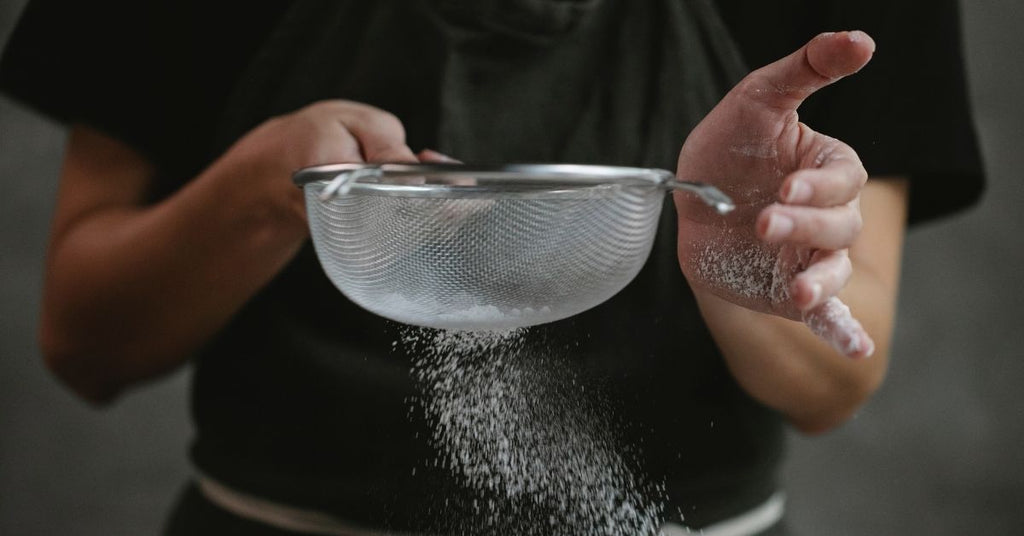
[675,31,877,358]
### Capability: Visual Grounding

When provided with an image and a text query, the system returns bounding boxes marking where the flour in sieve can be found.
[400,326,666,535]
[373,292,552,330]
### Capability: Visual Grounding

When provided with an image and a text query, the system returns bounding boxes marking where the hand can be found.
[675,32,876,358]
[213,100,419,231]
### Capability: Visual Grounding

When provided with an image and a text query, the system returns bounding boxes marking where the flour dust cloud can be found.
[400,327,666,536]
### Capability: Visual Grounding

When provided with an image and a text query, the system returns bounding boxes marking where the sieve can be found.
[293,163,733,330]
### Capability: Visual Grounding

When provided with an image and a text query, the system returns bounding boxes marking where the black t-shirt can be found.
[0,0,985,532]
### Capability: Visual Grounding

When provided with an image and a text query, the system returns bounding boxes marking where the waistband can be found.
[661,492,785,536]
[197,474,784,536]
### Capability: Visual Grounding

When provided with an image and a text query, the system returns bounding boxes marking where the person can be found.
[0,0,983,534]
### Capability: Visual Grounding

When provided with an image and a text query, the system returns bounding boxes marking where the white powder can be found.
[695,239,873,358]
[401,327,666,535]
[368,292,553,330]
[728,141,779,160]
[694,238,791,305]
[803,297,874,358]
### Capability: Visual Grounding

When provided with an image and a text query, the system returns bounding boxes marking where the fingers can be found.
[757,202,862,250]
[803,297,875,359]
[758,139,865,250]
[741,31,875,112]
[790,249,852,311]
[301,100,418,163]
[340,106,418,163]
[759,142,865,250]
[328,126,365,163]
[780,137,867,207]
[417,149,461,163]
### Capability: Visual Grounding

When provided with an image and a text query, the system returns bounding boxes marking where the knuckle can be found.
[838,208,864,245]
[812,139,840,169]
[735,73,778,104]
[366,109,406,138]
[840,254,853,276]
[298,99,340,117]
[854,162,868,185]
[805,210,830,236]
[850,207,864,236]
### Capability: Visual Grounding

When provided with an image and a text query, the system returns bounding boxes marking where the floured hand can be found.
[675,31,876,358]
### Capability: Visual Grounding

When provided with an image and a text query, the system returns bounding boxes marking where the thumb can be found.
[742,31,876,112]
[803,297,875,359]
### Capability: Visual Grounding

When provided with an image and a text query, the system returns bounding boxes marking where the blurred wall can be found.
[1,2,1022,535]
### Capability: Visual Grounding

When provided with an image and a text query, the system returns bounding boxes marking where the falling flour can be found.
[400,327,666,535]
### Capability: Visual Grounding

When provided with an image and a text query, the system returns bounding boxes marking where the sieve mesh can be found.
[304,177,664,330]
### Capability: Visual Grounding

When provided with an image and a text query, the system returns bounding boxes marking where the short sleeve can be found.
[717,0,985,224]
[0,0,287,178]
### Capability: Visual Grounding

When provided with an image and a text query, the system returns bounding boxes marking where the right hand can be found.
[39,100,425,403]
[211,99,421,232]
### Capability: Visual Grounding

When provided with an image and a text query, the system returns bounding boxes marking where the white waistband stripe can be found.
[198,475,400,536]
[660,493,786,536]
[199,474,783,536]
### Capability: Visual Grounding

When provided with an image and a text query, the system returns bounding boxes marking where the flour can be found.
[695,238,873,358]
[401,326,666,535]
[371,292,553,330]
[694,239,790,304]
[728,142,779,160]
[803,297,874,358]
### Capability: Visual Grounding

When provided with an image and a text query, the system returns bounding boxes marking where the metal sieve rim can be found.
[293,163,666,190]
[293,162,734,212]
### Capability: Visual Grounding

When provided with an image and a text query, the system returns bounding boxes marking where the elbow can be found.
[789,356,888,436]
[39,320,124,406]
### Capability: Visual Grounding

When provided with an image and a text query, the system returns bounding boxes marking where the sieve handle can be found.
[656,172,735,215]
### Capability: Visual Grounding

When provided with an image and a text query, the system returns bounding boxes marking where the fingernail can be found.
[784,179,812,203]
[848,30,876,53]
[860,337,876,358]
[764,213,794,241]
[419,149,457,162]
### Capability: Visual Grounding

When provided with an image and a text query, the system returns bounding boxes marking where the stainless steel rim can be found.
[293,163,734,213]
[294,162,665,185]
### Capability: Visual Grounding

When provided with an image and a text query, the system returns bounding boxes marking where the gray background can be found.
[1,1,1021,535]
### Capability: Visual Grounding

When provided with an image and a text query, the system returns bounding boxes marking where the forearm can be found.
[41,145,308,403]
[41,104,421,403]
[693,271,892,434]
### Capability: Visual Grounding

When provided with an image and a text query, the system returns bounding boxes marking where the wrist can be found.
[692,287,882,433]
[196,151,310,249]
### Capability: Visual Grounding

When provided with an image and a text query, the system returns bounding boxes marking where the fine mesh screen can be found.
[305,180,663,330]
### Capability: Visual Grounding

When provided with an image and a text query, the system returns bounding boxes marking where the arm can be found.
[40,101,419,404]
[694,178,907,434]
